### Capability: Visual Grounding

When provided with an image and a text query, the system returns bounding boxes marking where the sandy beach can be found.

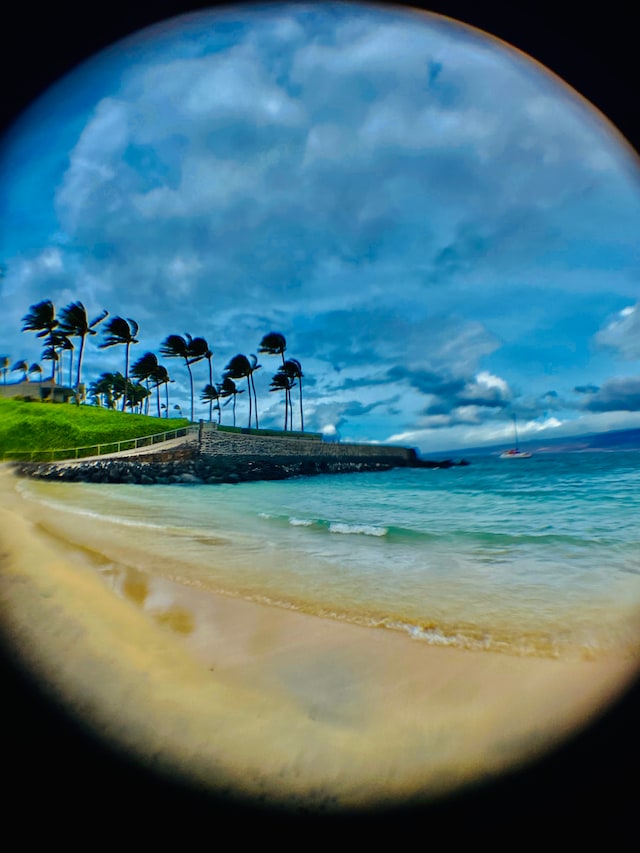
[1,464,638,813]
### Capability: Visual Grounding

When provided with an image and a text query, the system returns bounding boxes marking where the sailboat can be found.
[499,415,532,459]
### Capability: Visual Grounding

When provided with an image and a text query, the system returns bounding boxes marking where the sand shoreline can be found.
[1,464,638,810]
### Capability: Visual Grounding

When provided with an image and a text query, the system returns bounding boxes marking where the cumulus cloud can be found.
[43,1,637,317]
[581,376,640,412]
[594,304,640,360]
[388,364,511,421]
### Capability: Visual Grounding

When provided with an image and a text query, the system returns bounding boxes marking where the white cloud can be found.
[475,370,507,391]
[595,303,640,360]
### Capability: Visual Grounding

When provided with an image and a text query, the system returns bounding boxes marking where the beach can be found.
[1,463,638,813]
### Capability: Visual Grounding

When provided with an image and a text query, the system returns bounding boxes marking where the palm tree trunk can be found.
[299,378,304,432]
[76,335,86,389]
[208,357,213,423]
[164,381,169,418]
[186,360,194,422]
[232,394,236,427]
[251,374,259,429]
[122,343,130,412]
[246,377,252,428]
[282,386,286,431]
[281,353,288,430]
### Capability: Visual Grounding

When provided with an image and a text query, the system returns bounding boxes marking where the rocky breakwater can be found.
[11,430,468,485]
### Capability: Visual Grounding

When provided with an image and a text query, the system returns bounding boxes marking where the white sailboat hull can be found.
[499,449,532,458]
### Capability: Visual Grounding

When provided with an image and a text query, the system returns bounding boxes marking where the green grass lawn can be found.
[0,397,191,459]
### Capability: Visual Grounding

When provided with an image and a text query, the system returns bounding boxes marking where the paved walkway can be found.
[40,433,198,465]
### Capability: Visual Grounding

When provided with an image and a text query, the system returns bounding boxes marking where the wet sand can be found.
[0,465,638,811]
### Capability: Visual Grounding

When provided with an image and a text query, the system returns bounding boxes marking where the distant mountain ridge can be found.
[441,427,640,457]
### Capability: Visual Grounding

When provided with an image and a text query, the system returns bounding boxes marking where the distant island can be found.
[442,427,640,457]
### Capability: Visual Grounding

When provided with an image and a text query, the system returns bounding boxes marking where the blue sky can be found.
[1,2,639,452]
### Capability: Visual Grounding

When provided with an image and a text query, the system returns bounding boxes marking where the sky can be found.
[1,1,639,452]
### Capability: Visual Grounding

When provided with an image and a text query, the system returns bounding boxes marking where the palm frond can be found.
[223,354,251,379]
[131,352,159,380]
[270,372,294,391]
[89,309,109,330]
[160,335,189,359]
[201,383,220,402]
[258,332,286,356]
[188,336,209,362]
[100,316,138,347]
[22,300,57,335]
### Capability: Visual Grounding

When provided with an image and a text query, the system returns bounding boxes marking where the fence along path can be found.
[2,425,199,463]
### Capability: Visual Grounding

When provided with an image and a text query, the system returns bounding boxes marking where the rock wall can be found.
[197,424,417,465]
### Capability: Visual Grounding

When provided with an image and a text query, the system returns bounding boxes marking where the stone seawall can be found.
[12,425,467,485]
[198,424,418,464]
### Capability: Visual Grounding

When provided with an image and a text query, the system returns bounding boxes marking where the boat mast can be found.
[513,414,519,449]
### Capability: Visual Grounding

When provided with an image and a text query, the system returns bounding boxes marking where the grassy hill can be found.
[0,398,191,460]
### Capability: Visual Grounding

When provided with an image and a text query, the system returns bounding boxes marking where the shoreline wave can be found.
[22,510,637,662]
[7,467,640,663]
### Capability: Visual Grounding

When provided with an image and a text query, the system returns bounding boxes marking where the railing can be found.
[2,425,199,463]
[215,424,323,441]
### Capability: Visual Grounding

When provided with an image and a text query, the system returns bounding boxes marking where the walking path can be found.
[59,433,198,463]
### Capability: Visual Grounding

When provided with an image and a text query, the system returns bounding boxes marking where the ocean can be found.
[16,449,640,660]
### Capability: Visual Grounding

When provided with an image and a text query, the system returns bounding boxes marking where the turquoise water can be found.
[18,450,640,658]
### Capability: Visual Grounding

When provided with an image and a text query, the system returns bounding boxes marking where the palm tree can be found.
[269,371,294,431]
[223,354,261,428]
[59,334,74,387]
[1,356,9,384]
[223,355,253,427]
[247,354,261,429]
[58,302,108,391]
[89,372,119,409]
[108,372,128,409]
[153,365,172,418]
[11,360,28,382]
[28,363,42,383]
[99,317,140,412]
[201,340,215,421]
[259,332,287,427]
[188,337,215,421]
[282,359,305,432]
[40,345,59,382]
[40,331,72,385]
[126,381,150,415]
[160,334,204,422]
[131,352,160,416]
[22,301,60,382]
[202,341,214,388]
[218,376,244,426]
[201,384,222,424]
